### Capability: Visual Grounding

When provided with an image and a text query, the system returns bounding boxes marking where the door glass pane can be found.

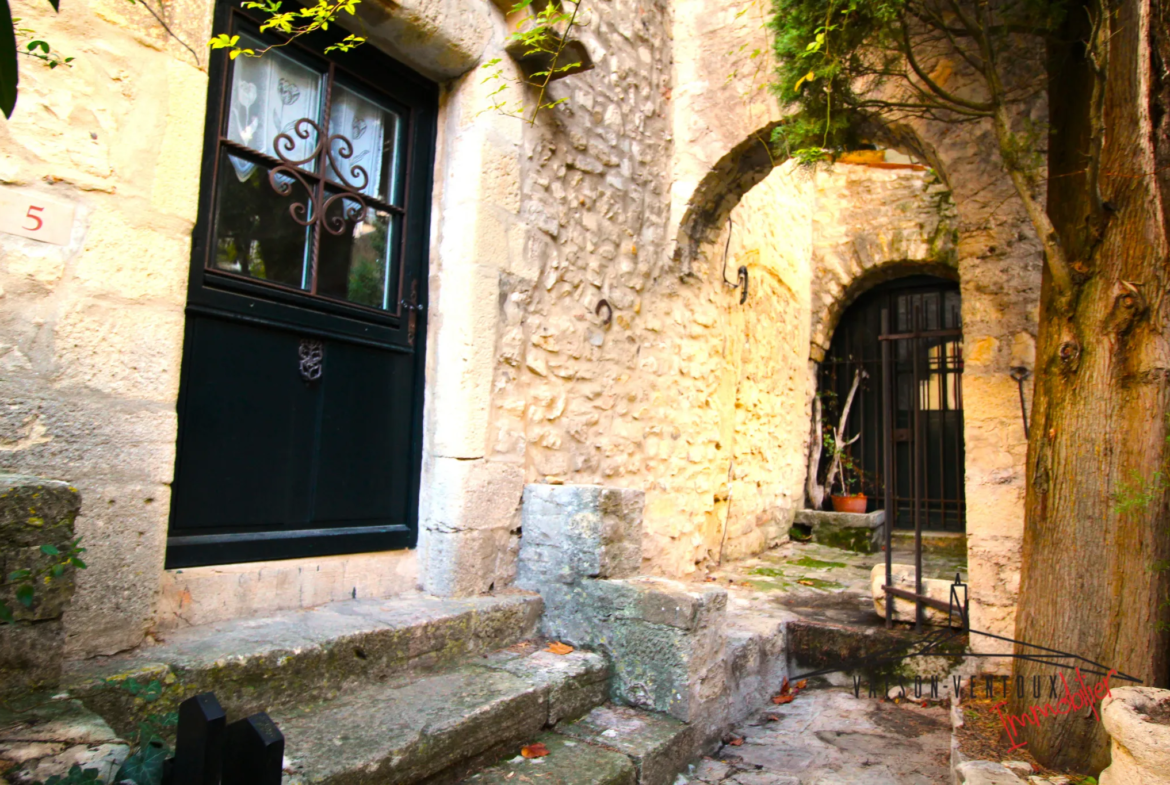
[317,191,399,308]
[212,150,312,289]
[326,84,404,205]
[226,33,324,173]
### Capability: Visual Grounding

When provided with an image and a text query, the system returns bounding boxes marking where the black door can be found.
[819,276,966,532]
[167,4,437,568]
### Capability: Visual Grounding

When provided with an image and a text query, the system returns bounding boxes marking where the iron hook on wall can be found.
[595,298,613,327]
[737,266,749,304]
[1010,366,1031,438]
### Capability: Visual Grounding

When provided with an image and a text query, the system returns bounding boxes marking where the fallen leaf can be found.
[545,642,574,655]
[920,700,929,708]
[779,678,791,695]
[795,680,807,690]
[771,693,794,705]
[764,713,781,722]
[521,743,550,759]
[728,737,744,747]
[798,580,815,586]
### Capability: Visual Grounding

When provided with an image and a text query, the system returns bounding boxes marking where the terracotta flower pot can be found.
[831,494,867,513]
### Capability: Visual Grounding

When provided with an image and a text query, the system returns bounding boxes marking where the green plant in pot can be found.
[805,367,869,513]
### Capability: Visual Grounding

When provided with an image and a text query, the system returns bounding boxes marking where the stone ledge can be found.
[556,705,696,785]
[64,592,543,737]
[792,509,885,554]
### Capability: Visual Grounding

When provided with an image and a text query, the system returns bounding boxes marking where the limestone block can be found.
[429,263,499,458]
[0,474,80,547]
[537,577,727,730]
[425,457,525,533]
[517,484,645,586]
[341,0,491,81]
[420,526,517,597]
[1099,687,1170,785]
[557,705,696,785]
[0,619,65,696]
[793,509,885,553]
[956,760,1028,784]
[871,564,966,627]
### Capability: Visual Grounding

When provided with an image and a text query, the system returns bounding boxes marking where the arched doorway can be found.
[818,275,965,532]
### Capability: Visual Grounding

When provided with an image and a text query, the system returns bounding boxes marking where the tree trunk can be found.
[1010,0,1170,773]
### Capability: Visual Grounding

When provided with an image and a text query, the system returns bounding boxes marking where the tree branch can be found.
[898,15,994,112]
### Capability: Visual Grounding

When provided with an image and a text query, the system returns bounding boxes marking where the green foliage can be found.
[767,0,1067,166]
[36,764,103,785]
[768,0,904,163]
[209,0,366,59]
[481,0,585,124]
[115,738,169,785]
[0,536,87,623]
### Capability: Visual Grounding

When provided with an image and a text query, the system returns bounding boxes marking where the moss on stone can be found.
[791,556,847,570]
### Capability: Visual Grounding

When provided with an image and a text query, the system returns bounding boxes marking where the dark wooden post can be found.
[222,712,285,785]
[172,692,227,785]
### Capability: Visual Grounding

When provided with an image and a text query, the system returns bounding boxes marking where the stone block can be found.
[483,648,610,725]
[0,619,65,696]
[467,731,637,785]
[557,705,696,785]
[792,509,885,553]
[539,577,727,728]
[955,760,1028,784]
[517,484,645,587]
[871,563,966,627]
[0,474,80,548]
[1100,687,1170,785]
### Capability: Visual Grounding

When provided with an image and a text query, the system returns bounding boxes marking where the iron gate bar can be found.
[877,328,962,341]
[881,308,894,630]
[912,303,924,631]
[884,585,953,614]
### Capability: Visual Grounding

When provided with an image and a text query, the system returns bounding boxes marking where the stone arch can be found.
[672,118,945,278]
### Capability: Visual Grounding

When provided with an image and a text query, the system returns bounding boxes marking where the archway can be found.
[817,274,966,533]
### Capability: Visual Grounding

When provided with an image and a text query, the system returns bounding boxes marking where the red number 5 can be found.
[24,205,44,232]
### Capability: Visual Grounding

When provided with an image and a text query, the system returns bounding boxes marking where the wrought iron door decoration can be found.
[269,118,369,233]
[298,338,324,381]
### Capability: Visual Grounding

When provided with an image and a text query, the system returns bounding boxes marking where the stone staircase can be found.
[52,590,696,785]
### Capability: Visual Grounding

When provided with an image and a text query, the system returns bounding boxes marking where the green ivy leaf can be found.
[40,544,60,556]
[0,601,14,623]
[8,569,31,581]
[15,584,34,608]
[70,557,87,569]
[115,738,169,785]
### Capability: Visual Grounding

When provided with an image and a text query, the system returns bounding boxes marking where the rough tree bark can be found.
[1010,0,1170,773]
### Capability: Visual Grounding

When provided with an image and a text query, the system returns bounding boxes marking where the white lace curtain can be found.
[226,41,395,203]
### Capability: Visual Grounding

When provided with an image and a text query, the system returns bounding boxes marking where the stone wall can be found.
[0,0,210,656]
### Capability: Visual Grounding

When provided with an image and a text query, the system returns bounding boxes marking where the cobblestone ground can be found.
[686,685,953,785]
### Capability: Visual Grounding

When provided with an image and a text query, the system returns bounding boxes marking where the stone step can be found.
[463,732,637,785]
[63,591,542,737]
[278,644,610,784]
[554,705,696,785]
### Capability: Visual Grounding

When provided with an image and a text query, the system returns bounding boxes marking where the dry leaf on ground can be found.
[772,693,795,705]
[795,680,807,690]
[798,580,815,586]
[520,743,550,759]
[779,677,791,695]
[728,737,744,746]
[765,713,781,722]
[545,642,574,655]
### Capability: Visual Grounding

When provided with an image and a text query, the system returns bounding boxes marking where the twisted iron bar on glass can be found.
[267,118,370,235]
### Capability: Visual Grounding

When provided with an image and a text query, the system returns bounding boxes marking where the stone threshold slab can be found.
[63,592,542,737]
[278,649,609,784]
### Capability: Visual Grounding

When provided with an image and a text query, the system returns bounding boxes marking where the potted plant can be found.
[806,367,869,513]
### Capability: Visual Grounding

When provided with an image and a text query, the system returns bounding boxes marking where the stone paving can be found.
[684,685,953,785]
[702,538,967,629]
[674,539,967,785]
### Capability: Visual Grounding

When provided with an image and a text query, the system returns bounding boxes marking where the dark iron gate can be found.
[818,276,966,532]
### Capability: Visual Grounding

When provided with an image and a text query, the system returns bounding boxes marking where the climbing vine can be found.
[481,0,586,124]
